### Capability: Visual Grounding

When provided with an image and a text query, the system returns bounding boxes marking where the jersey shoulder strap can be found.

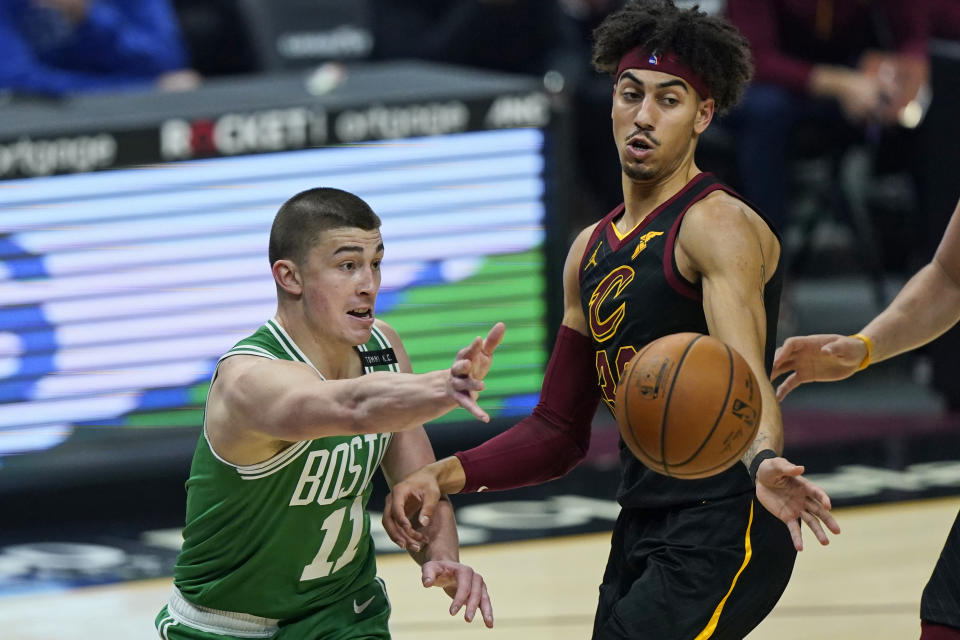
[219,318,315,364]
[358,325,400,373]
[220,320,400,373]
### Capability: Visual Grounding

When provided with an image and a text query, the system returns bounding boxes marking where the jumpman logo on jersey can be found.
[585,241,603,271]
[631,231,665,259]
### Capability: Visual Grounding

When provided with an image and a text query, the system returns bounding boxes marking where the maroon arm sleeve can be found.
[453,325,601,493]
[726,0,815,94]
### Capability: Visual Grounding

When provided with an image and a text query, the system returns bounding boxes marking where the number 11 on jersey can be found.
[300,495,365,581]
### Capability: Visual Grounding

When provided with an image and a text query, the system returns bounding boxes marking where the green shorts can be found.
[155,578,391,640]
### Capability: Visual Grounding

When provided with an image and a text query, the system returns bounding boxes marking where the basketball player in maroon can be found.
[384,2,840,638]
[773,198,960,640]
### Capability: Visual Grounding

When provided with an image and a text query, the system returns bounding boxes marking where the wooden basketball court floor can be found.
[2,496,956,640]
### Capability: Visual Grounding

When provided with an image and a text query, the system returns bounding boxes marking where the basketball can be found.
[614,332,762,479]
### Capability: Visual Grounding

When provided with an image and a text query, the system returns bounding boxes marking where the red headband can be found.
[616,45,710,99]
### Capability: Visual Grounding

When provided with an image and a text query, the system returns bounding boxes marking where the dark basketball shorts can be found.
[592,491,797,640]
[921,509,960,632]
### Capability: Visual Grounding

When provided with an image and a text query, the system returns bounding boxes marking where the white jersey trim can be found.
[204,320,396,479]
[203,347,313,479]
[267,317,325,378]
[375,576,391,609]
[157,614,178,640]
[167,586,279,638]
[237,440,312,480]
[202,319,325,477]
[221,344,278,361]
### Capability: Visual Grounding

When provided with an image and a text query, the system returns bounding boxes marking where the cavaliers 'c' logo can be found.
[588,265,634,342]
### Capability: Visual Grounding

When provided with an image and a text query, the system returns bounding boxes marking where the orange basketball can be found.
[613,332,761,479]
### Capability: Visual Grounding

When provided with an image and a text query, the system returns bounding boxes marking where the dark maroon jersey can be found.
[578,172,783,508]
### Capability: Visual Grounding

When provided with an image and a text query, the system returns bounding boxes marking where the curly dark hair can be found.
[592,0,753,114]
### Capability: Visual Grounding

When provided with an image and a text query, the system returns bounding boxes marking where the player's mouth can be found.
[626,136,657,160]
[347,307,374,323]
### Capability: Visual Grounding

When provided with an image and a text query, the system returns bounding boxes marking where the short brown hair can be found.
[268,187,381,266]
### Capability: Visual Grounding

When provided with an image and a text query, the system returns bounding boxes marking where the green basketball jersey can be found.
[173,318,399,620]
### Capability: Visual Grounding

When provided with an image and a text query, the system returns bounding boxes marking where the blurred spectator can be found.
[559,0,627,221]
[371,0,584,81]
[371,0,610,232]
[561,0,623,39]
[171,0,256,77]
[930,0,960,39]
[723,0,931,232]
[0,0,200,97]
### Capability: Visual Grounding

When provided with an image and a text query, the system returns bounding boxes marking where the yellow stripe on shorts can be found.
[693,501,754,640]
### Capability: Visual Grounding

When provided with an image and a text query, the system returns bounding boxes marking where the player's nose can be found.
[634,97,655,129]
[356,265,377,295]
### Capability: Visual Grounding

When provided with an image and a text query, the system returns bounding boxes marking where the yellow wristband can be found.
[849,333,873,371]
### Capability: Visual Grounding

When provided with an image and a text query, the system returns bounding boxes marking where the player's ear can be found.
[693,97,715,134]
[273,259,303,296]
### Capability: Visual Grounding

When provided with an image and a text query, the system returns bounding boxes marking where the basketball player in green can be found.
[155,187,499,639]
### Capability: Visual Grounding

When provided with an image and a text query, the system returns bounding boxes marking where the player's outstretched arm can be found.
[679,198,785,469]
[774,200,960,401]
[209,321,505,443]
[383,226,602,551]
[679,196,840,549]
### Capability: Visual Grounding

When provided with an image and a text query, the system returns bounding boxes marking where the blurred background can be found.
[1,0,959,638]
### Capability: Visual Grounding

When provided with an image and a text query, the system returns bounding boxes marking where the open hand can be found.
[772,334,867,401]
[755,456,841,551]
[421,560,494,628]
[447,322,506,421]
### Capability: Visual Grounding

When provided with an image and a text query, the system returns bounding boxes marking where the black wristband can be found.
[748,449,778,484]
